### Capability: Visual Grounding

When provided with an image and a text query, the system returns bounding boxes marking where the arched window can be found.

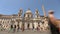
[28,15,29,17]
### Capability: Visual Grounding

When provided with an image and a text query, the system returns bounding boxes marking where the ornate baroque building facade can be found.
[0,8,49,31]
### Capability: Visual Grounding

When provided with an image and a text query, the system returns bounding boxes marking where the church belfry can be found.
[18,8,23,17]
[35,9,40,18]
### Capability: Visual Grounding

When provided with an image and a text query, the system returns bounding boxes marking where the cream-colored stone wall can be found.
[0,9,49,31]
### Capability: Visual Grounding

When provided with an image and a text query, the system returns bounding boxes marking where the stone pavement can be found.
[0,30,51,34]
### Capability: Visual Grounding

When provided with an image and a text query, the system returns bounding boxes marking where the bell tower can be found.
[18,8,23,17]
[35,9,40,18]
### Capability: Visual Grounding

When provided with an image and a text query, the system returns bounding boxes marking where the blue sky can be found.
[0,0,60,19]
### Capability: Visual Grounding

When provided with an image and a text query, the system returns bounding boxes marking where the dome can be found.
[25,9,32,14]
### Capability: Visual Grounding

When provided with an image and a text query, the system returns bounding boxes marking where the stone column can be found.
[43,21,49,31]
[2,20,3,30]
[19,22,22,29]
[15,21,18,31]
[29,23,33,29]
[8,20,11,30]
[24,22,28,30]
[39,22,43,31]
[33,22,38,30]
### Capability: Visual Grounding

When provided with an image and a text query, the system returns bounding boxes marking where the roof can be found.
[0,14,18,19]
[25,9,32,14]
